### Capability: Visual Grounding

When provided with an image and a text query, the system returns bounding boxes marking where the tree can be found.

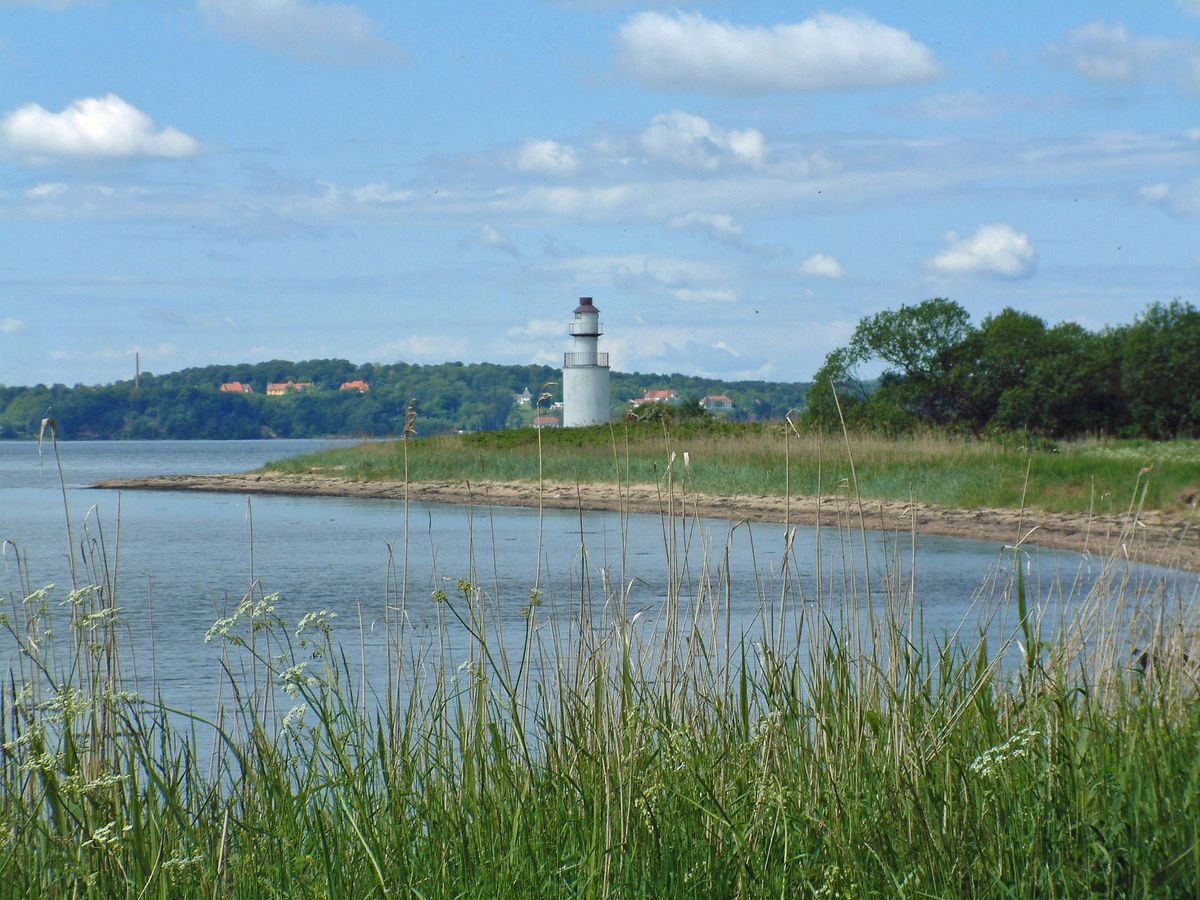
[1120,300,1200,438]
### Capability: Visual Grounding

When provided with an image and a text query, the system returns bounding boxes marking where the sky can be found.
[0,1,1197,387]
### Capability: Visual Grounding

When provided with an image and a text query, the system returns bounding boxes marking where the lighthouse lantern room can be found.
[562,297,610,427]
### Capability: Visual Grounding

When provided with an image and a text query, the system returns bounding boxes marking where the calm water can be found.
[1,440,1190,715]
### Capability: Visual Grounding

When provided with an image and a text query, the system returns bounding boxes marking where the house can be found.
[533,415,561,429]
[219,382,253,394]
[700,394,733,412]
[631,388,679,407]
[339,380,370,393]
[515,387,532,405]
[266,381,314,396]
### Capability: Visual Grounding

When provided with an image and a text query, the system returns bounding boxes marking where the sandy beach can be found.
[92,470,1200,572]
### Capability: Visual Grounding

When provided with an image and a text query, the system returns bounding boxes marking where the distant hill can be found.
[0,359,810,440]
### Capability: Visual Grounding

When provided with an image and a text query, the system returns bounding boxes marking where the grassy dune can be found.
[267,422,1200,517]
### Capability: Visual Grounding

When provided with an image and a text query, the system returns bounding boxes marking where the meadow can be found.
[1,429,1198,896]
[267,420,1200,517]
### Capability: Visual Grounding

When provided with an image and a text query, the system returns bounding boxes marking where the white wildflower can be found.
[969,728,1040,779]
[278,662,316,698]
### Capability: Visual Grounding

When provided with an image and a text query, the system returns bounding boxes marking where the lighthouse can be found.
[562,297,610,427]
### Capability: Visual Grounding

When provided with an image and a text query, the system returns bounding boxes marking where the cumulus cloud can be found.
[197,0,401,64]
[928,224,1037,278]
[1,94,199,161]
[800,253,846,278]
[617,11,939,94]
[1,317,25,334]
[639,111,766,170]
[460,224,520,257]
[1054,22,1199,89]
[513,139,579,176]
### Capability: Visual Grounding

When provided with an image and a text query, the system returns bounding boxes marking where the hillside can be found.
[0,359,810,440]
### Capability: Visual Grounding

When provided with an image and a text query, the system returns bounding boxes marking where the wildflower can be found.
[969,728,1040,779]
[278,662,316,698]
[82,821,130,850]
[281,704,308,735]
[295,609,336,640]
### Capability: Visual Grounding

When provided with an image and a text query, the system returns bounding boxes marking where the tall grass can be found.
[2,426,1199,896]
[267,424,1200,516]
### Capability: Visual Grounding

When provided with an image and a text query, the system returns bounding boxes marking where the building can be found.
[515,387,533,405]
[562,296,611,427]
[533,415,561,429]
[219,382,253,394]
[339,380,370,393]
[266,381,314,396]
[632,388,679,407]
[700,394,733,412]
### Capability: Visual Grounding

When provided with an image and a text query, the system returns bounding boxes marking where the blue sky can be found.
[1,1,1197,387]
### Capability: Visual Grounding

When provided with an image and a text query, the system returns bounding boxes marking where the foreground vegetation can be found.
[3,433,1198,896]
[268,421,1200,517]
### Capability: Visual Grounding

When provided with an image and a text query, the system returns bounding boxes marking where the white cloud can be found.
[1139,179,1200,216]
[617,11,939,94]
[460,224,520,257]
[197,0,400,64]
[506,318,562,341]
[800,253,846,278]
[928,224,1037,278]
[350,182,412,204]
[2,95,199,161]
[668,210,744,242]
[513,139,579,176]
[1139,182,1171,202]
[549,253,737,303]
[1054,21,1199,89]
[639,111,766,170]
[1,317,25,334]
[25,182,67,198]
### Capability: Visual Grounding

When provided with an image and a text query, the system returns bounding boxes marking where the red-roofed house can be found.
[339,380,370,393]
[631,388,679,407]
[220,382,253,394]
[266,381,314,396]
[533,415,561,429]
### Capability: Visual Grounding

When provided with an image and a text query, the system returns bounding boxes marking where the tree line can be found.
[0,358,810,440]
[804,299,1200,439]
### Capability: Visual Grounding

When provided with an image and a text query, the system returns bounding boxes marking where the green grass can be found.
[3,429,1199,896]
[267,422,1200,517]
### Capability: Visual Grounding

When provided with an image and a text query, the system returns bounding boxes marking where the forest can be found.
[804,299,1200,439]
[0,358,810,440]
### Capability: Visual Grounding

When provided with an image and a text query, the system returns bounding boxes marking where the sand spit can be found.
[93,471,1200,572]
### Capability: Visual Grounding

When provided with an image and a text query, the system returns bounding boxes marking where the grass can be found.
[266,421,1200,517]
[1,425,1199,896]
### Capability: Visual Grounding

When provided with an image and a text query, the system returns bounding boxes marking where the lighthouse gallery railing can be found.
[564,352,609,367]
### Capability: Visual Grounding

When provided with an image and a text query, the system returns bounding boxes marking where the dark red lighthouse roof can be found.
[574,297,599,313]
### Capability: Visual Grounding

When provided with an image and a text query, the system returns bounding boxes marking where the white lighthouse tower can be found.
[562,297,610,427]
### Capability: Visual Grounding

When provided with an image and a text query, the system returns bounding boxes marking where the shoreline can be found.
[92,471,1200,572]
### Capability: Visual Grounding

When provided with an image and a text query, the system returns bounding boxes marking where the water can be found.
[0,440,1190,718]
